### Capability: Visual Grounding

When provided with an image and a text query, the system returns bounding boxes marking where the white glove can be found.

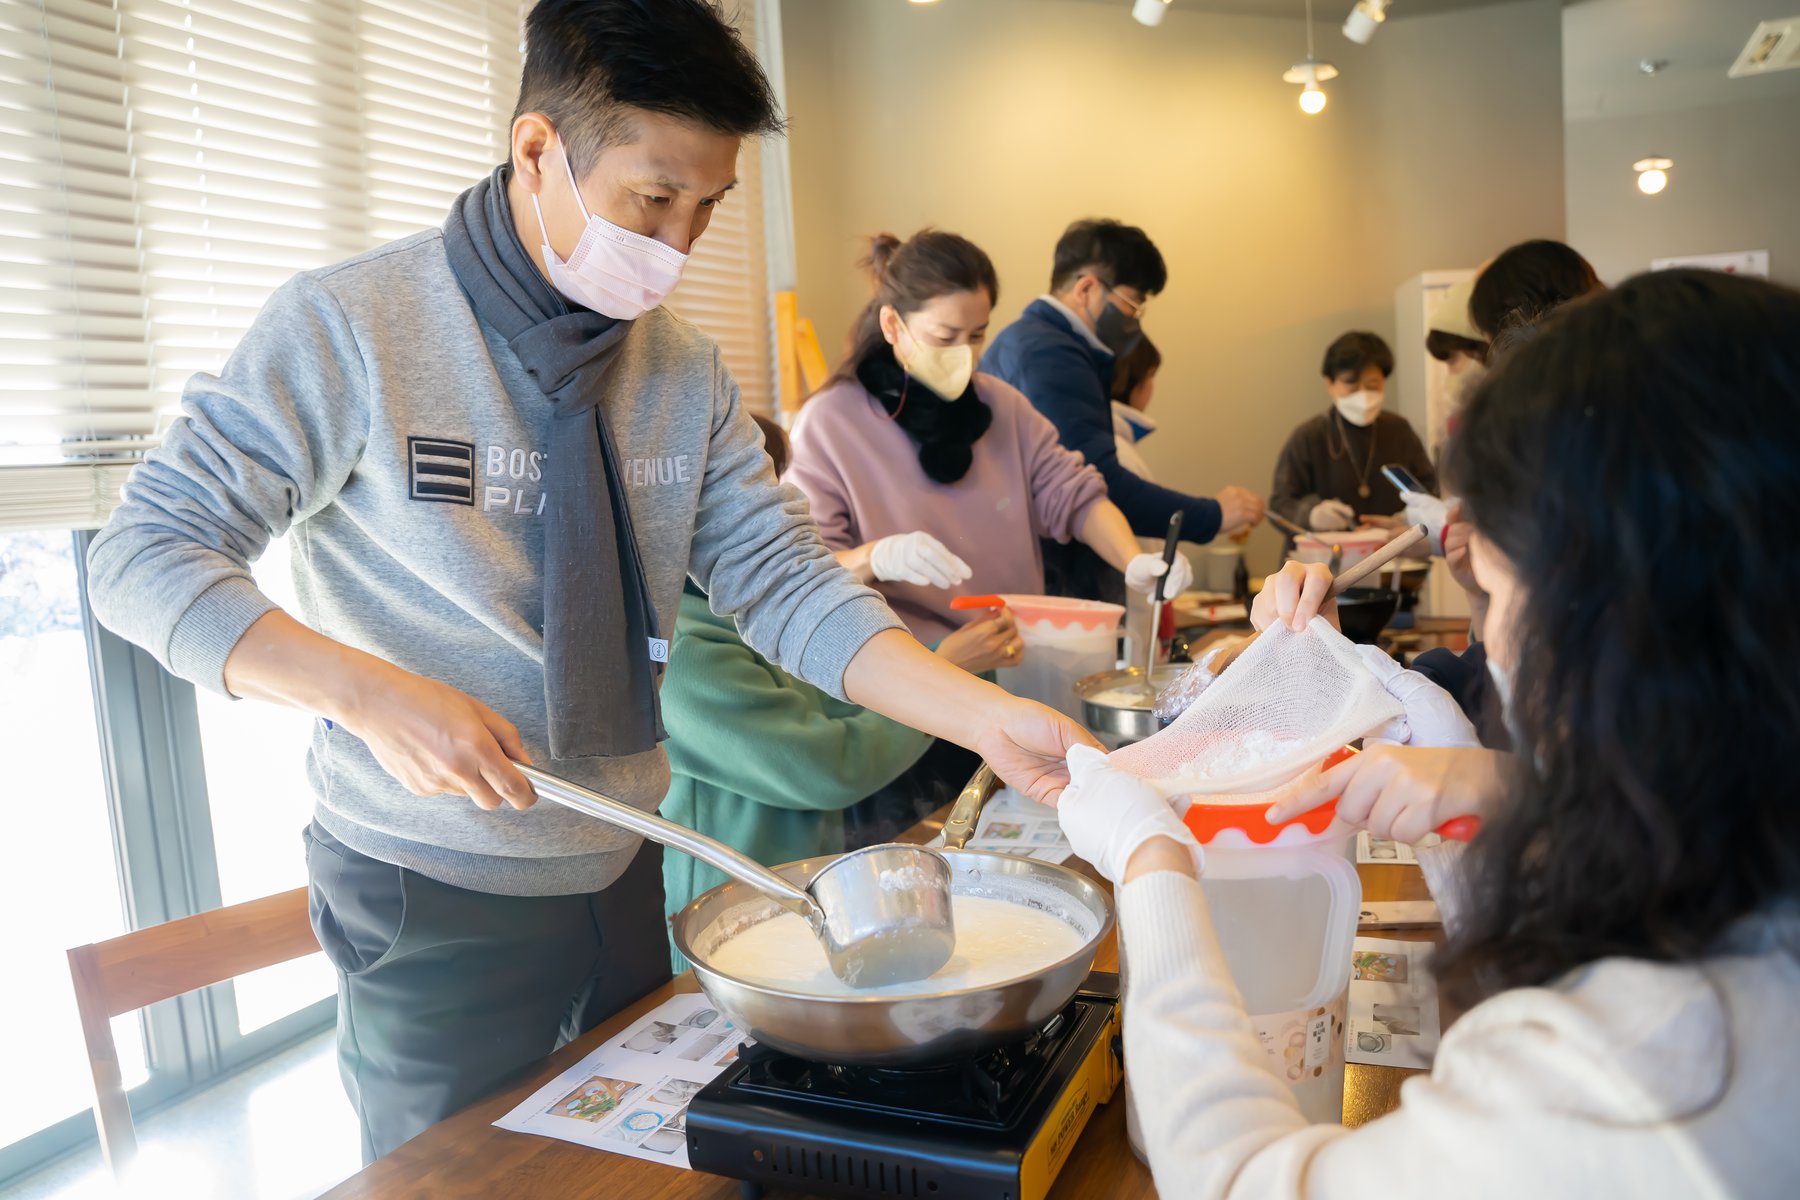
[1309,499,1356,532]
[868,531,972,589]
[1401,491,1450,556]
[1124,550,1194,598]
[1058,745,1205,884]
[1354,644,1481,748]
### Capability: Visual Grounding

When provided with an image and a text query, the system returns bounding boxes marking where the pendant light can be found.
[1283,0,1339,114]
[1133,0,1173,25]
[1634,157,1673,195]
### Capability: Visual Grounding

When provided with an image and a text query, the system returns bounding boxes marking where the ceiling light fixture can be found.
[1133,0,1172,26]
[1634,156,1673,195]
[1284,0,1338,114]
[1342,0,1390,45]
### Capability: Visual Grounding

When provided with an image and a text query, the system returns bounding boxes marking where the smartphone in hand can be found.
[1380,463,1425,495]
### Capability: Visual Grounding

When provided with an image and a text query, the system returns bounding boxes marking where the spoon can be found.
[520,766,956,988]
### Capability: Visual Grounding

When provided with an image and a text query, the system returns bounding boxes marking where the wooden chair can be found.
[66,887,322,1174]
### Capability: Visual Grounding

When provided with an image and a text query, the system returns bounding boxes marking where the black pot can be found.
[1336,587,1400,644]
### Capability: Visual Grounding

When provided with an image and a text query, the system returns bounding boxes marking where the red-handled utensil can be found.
[1435,816,1481,842]
[949,594,1007,611]
[1195,743,1484,845]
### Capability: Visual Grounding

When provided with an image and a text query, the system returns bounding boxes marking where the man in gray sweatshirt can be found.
[86,0,1095,1162]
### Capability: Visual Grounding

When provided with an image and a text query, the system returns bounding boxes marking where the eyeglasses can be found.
[1091,276,1150,320]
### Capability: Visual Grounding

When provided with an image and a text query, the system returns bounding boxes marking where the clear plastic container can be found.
[1126,822,1358,1165]
[993,595,1125,721]
[1197,832,1358,1124]
[1123,819,1358,1164]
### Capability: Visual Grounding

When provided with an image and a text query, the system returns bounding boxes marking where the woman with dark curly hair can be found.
[1054,268,1800,1196]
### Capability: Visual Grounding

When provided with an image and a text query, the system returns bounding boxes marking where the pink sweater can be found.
[786,373,1109,644]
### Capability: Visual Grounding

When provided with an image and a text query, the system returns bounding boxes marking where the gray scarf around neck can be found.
[442,164,665,760]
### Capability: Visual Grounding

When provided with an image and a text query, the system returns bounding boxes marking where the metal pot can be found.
[670,850,1114,1066]
[1336,586,1401,644]
[1382,557,1432,594]
[1076,664,1192,743]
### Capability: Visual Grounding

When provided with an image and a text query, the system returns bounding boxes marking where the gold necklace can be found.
[1327,410,1379,499]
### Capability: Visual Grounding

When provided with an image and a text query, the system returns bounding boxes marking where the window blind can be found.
[0,0,523,530]
[0,0,150,469]
[1,0,780,531]
[663,0,775,417]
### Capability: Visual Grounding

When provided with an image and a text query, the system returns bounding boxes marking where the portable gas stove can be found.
[686,972,1122,1200]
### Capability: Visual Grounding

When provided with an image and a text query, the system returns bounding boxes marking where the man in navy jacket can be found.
[983,220,1263,599]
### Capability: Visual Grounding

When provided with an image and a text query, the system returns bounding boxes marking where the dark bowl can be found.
[1336,587,1400,644]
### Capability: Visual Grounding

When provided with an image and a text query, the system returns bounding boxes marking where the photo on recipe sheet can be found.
[494,992,751,1170]
[553,1075,641,1122]
[1351,949,1409,983]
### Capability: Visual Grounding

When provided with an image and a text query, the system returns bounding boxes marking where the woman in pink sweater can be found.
[786,230,1189,648]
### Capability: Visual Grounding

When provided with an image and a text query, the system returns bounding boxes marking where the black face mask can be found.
[1093,296,1144,358]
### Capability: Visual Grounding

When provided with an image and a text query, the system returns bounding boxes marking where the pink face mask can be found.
[530,143,688,320]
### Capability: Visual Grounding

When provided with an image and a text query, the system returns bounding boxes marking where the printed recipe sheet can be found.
[1344,936,1442,1069]
[494,992,750,1170]
[935,787,1073,863]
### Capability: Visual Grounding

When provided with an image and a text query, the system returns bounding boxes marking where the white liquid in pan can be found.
[1086,686,1154,709]
[707,895,1084,997]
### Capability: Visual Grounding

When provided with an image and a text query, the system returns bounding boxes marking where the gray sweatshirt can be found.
[86,230,902,896]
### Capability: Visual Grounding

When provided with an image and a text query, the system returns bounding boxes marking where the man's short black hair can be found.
[1050,219,1168,296]
[513,0,784,172]
[1321,331,1394,381]
[1468,239,1602,337]
[1425,329,1488,365]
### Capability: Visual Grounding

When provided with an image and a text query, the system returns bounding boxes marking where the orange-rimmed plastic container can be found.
[1170,745,1363,1126]
[1179,745,1482,847]
[1181,745,1359,846]
[970,594,1126,720]
[950,592,1127,633]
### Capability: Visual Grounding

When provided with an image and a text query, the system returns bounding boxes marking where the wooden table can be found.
[324,827,1434,1199]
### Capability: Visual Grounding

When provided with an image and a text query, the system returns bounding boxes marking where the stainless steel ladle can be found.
[520,765,957,989]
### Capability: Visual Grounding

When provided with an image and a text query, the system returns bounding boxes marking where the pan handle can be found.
[941,763,1000,850]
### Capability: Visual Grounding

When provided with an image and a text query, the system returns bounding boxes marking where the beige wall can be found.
[1565,93,1800,290]
[781,0,1564,571]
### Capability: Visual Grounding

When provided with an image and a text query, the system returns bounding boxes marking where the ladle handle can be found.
[518,765,819,922]
[941,763,1000,850]
[1152,511,1184,605]
[1266,509,1309,539]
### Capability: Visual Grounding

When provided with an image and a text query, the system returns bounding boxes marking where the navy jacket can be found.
[983,298,1223,543]
[1411,640,1512,752]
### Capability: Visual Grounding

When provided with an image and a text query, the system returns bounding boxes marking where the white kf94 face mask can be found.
[530,142,688,320]
[1335,388,1384,427]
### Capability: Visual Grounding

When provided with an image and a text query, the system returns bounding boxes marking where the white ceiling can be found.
[1057,0,1800,120]
[1563,0,1800,120]
[1061,0,1509,19]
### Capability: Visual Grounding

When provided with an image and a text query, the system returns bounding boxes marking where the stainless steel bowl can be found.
[670,850,1114,1067]
[1076,664,1191,742]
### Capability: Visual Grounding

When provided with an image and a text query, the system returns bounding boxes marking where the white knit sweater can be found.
[1118,872,1800,1199]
